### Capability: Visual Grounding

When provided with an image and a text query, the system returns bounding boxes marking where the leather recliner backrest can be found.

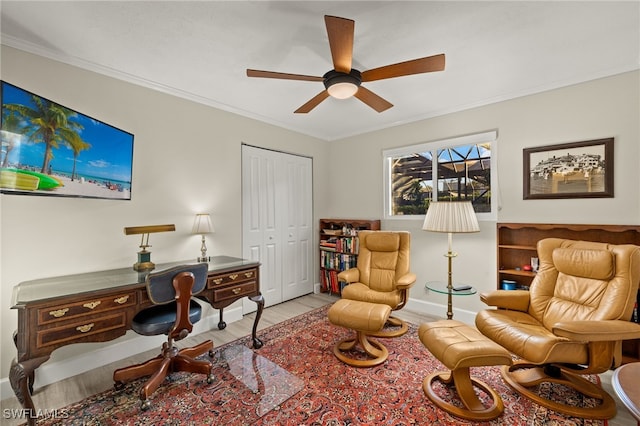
[356,231,411,292]
[529,238,640,330]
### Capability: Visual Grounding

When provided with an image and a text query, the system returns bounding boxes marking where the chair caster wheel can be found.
[140,399,151,411]
[208,349,214,358]
[114,381,124,391]
[207,374,214,384]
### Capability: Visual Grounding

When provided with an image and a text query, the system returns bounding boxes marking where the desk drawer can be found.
[207,268,257,288]
[37,291,136,325]
[37,313,127,348]
[213,281,257,302]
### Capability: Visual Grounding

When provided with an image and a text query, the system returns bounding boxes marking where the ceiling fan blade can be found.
[294,90,330,114]
[324,15,354,73]
[247,69,323,82]
[354,86,393,112]
[361,53,445,82]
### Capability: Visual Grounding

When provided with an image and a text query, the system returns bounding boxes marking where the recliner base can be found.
[333,331,389,367]
[501,361,617,420]
[366,316,409,338]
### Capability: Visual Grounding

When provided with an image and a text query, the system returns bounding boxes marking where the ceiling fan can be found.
[246,15,445,114]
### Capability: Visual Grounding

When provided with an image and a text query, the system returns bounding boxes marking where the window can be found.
[383,131,497,220]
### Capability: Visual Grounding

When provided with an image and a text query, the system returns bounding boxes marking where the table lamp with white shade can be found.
[192,213,214,262]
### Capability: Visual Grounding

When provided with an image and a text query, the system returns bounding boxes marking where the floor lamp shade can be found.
[422,201,480,234]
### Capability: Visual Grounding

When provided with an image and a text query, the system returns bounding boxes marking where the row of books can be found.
[320,269,348,294]
[319,236,360,253]
[320,250,357,271]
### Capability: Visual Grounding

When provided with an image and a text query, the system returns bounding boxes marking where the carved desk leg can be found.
[10,356,50,426]
[217,307,227,330]
[249,293,264,349]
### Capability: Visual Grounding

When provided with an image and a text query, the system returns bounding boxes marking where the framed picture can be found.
[523,138,613,200]
[1,81,134,200]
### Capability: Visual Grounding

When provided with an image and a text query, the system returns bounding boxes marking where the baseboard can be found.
[0,307,242,402]
[404,298,477,326]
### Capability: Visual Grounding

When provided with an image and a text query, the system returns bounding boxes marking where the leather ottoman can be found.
[419,319,512,420]
[328,299,392,367]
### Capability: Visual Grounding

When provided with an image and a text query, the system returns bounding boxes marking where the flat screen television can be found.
[0,81,134,200]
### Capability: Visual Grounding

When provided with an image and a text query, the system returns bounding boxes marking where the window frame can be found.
[383,130,498,221]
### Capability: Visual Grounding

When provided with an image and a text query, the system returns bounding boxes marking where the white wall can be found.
[0,46,332,387]
[1,43,638,395]
[327,71,640,322]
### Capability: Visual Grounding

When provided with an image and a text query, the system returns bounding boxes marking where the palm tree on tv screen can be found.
[5,95,84,174]
[67,132,91,181]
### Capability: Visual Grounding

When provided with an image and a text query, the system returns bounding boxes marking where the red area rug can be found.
[37,304,605,425]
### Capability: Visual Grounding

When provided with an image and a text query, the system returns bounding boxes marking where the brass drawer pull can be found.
[49,308,69,318]
[244,272,253,278]
[83,301,101,310]
[229,274,239,280]
[114,295,129,305]
[213,278,223,285]
[232,287,242,295]
[76,323,95,333]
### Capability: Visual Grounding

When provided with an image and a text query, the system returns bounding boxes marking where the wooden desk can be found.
[9,256,262,425]
[612,362,640,422]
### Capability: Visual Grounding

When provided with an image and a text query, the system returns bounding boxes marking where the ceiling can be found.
[1,1,638,141]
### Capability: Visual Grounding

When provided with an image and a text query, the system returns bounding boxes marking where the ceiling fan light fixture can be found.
[327,82,358,99]
[323,69,362,99]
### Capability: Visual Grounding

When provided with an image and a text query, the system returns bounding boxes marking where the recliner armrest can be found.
[337,268,359,283]
[553,320,640,342]
[480,290,530,311]
[396,272,417,289]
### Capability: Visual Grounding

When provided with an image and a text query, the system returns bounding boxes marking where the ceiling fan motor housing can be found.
[323,69,362,90]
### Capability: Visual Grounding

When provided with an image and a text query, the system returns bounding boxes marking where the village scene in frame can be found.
[525,139,612,198]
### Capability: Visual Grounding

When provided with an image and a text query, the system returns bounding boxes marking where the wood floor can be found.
[1,293,636,425]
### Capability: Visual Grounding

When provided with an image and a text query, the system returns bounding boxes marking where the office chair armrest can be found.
[553,320,640,342]
[396,272,417,289]
[337,268,359,283]
[480,290,530,311]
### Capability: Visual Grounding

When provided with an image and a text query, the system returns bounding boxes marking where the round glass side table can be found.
[425,281,477,320]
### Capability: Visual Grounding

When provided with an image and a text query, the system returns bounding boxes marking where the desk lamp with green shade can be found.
[124,224,176,271]
[422,201,479,319]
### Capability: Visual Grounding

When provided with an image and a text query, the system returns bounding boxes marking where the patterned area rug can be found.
[37,304,606,425]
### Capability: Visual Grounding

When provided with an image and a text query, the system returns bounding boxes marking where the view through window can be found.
[384,131,496,218]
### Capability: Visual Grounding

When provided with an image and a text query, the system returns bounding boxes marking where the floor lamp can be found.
[422,201,479,319]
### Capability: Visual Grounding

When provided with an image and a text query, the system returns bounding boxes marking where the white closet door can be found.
[282,154,313,300]
[242,145,313,310]
[242,146,283,308]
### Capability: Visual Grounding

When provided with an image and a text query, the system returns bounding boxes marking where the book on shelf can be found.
[320,269,341,293]
[320,251,357,270]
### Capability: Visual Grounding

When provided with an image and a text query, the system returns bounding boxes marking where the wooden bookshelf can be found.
[319,218,380,294]
[497,222,640,364]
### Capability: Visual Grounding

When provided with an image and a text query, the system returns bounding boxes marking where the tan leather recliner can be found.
[338,230,417,337]
[476,238,640,419]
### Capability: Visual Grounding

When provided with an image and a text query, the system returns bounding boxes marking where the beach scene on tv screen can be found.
[0,82,134,200]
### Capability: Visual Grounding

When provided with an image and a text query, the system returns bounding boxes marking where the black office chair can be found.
[113,263,214,410]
